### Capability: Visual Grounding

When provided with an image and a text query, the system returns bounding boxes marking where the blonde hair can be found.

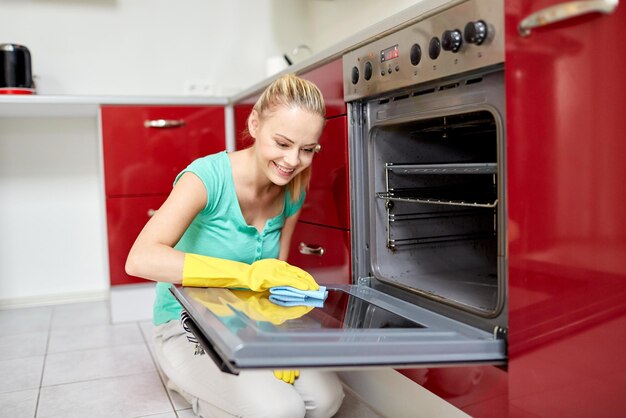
[251,73,325,202]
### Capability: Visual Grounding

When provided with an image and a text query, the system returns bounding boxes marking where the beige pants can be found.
[153,321,345,418]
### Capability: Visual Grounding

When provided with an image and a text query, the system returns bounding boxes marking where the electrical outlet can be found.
[184,80,213,96]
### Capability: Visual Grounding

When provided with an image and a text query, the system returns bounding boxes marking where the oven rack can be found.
[379,162,498,208]
[376,191,498,209]
[384,162,497,176]
[388,208,487,222]
[378,162,498,249]
[387,232,495,249]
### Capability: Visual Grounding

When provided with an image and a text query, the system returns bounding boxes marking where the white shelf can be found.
[0,94,229,118]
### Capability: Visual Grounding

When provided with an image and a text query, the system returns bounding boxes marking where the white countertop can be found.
[0,94,229,118]
[0,0,458,118]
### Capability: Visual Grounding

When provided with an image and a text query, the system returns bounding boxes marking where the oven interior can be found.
[354,70,507,330]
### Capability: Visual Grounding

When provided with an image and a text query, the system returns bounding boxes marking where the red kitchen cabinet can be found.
[101,106,225,196]
[233,103,254,151]
[298,116,349,230]
[400,365,509,416]
[105,195,167,286]
[287,60,350,282]
[505,1,626,417]
[288,116,351,291]
[299,58,346,118]
[101,105,226,286]
[287,222,351,286]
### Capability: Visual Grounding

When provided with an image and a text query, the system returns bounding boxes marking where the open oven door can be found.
[170,284,506,375]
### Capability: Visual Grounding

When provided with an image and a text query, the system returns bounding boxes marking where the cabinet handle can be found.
[518,0,618,37]
[147,209,156,217]
[299,242,325,256]
[143,119,186,129]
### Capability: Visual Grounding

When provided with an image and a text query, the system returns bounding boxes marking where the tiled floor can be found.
[0,300,384,418]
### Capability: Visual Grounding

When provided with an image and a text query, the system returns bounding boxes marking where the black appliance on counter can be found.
[0,43,34,94]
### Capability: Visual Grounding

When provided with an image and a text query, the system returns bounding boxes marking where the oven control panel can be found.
[343,0,504,101]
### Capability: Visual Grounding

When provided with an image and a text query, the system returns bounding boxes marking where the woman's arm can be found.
[125,172,207,283]
[278,209,301,261]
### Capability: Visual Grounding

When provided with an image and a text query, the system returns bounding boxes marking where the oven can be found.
[348,72,506,333]
[170,0,507,374]
[346,0,506,335]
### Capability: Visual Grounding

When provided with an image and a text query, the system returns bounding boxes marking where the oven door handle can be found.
[298,242,325,256]
[518,0,618,37]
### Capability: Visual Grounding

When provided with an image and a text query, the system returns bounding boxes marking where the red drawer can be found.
[106,195,167,286]
[299,116,350,230]
[101,106,225,196]
[287,222,351,286]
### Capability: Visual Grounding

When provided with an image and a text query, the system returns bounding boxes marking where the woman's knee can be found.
[249,393,306,418]
[316,387,345,417]
[302,372,345,418]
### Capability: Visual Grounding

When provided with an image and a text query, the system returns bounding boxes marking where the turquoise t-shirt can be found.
[153,151,305,325]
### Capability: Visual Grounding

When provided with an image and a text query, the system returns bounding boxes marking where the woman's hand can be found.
[273,369,300,385]
[182,256,319,291]
[187,288,314,325]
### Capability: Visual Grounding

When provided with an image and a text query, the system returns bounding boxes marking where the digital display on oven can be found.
[380,44,399,62]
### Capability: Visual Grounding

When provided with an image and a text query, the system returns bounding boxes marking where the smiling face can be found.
[248,105,324,187]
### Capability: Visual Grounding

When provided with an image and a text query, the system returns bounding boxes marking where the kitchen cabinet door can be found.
[506,1,626,416]
[287,221,351,286]
[101,106,225,196]
[298,116,350,230]
[299,58,346,118]
[106,195,166,286]
[233,103,255,150]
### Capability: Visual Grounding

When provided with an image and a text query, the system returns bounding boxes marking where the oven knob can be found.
[364,61,373,81]
[410,43,422,66]
[464,20,488,45]
[428,37,441,60]
[351,66,359,84]
[441,29,463,53]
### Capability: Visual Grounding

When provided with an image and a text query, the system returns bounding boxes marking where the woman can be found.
[126,74,345,418]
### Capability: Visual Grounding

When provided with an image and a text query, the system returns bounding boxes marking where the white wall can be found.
[0,0,308,96]
[305,0,424,54]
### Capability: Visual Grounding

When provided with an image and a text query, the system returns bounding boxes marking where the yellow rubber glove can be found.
[182,254,319,292]
[232,290,313,325]
[274,369,300,385]
[187,288,314,325]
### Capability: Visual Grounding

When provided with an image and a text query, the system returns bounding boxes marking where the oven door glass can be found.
[170,284,505,374]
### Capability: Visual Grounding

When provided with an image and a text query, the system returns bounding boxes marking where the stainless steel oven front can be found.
[345,0,506,334]
[170,0,507,374]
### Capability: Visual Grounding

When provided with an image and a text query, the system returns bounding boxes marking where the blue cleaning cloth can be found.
[269,297,326,308]
[269,286,328,307]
